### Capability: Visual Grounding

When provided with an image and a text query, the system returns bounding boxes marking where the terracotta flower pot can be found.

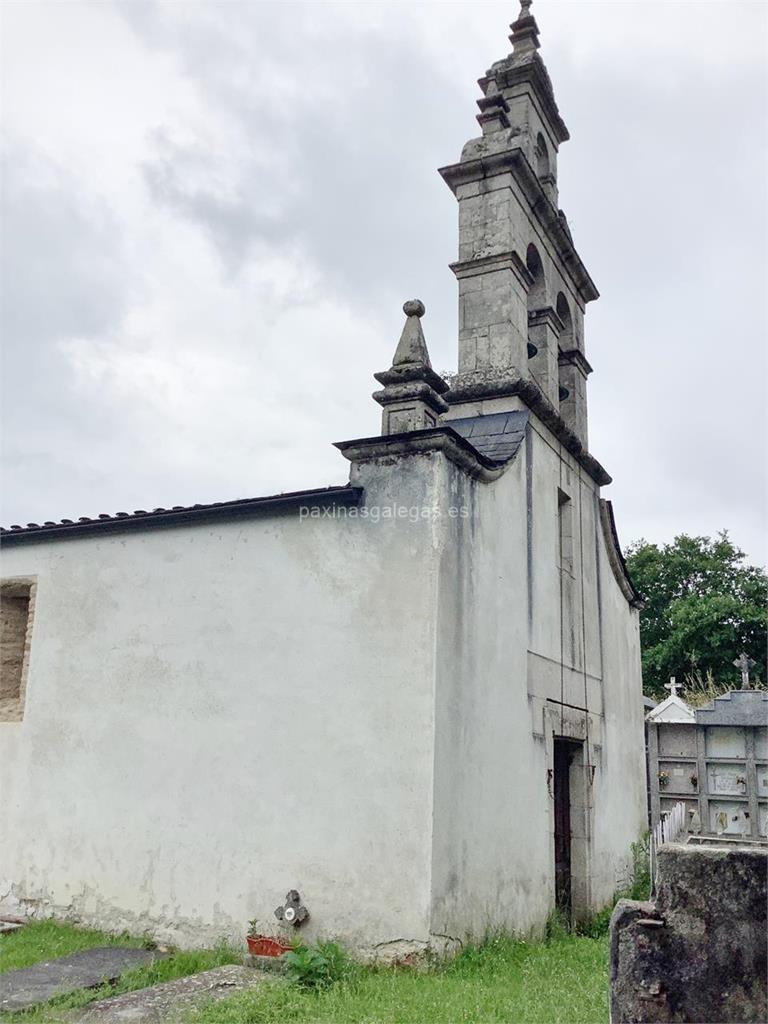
[247,935,292,957]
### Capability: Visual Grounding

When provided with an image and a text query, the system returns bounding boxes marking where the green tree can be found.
[625,532,767,699]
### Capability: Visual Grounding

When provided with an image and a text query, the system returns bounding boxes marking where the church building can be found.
[1,2,647,955]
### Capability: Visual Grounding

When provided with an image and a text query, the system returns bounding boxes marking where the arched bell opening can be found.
[535,132,550,180]
[556,292,573,413]
[527,243,545,372]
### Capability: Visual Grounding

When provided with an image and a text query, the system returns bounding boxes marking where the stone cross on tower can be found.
[733,652,756,689]
[664,677,681,698]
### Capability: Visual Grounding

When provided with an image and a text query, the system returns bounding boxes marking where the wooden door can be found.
[554,739,573,920]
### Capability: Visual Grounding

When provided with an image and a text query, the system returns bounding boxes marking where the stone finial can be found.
[403,299,425,317]
[510,0,540,54]
[392,300,431,367]
[373,300,449,436]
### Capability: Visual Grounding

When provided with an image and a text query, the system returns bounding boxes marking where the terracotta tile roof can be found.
[1,485,363,545]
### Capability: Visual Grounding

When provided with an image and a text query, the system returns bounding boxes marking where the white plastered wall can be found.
[430,420,646,938]
[1,434,645,951]
[0,455,444,952]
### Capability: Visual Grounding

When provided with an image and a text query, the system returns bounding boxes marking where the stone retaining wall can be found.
[610,843,767,1023]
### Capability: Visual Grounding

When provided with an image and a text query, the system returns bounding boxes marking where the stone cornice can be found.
[335,427,509,483]
[476,93,510,133]
[445,369,611,486]
[439,147,599,305]
[558,348,594,377]
[373,363,449,394]
[450,250,532,290]
[477,94,510,115]
[372,379,449,416]
[528,305,564,333]
[599,499,644,609]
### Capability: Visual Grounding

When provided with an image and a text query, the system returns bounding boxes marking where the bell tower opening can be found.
[556,292,573,406]
[535,132,550,180]
[526,245,561,406]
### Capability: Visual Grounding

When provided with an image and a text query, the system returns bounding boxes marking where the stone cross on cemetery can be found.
[665,677,681,698]
[733,651,756,689]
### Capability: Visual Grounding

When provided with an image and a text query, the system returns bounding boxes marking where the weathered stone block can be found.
[610,844,768,1023]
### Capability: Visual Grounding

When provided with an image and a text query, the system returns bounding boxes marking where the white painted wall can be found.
[591,524,647,907]
[0,456,443,952]
[1,428,646,952]
[430,448,545,938]
[429,413,646,938]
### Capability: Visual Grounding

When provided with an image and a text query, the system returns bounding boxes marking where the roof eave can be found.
[0,485,363,546]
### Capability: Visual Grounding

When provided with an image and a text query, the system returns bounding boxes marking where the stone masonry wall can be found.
[1,595,28,699]
[1,587,31,721]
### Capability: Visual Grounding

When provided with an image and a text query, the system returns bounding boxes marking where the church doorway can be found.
[553,737,586,923]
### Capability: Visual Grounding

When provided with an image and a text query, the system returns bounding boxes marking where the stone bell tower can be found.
[439,0,597,447]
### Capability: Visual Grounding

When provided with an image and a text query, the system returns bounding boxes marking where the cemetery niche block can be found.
[658,725,696,759]
[647,689,768,841]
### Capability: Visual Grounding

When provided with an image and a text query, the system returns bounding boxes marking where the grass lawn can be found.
[1,923,609,1024]
[186,934,610,1024]
[0,921,241,1022]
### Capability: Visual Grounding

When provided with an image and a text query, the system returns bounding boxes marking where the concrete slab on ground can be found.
[0,921,25,935]
[0,948,163,1014]
[70,965,269,1022]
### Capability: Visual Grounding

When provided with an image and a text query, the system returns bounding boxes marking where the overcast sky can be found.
[2,0,766,564]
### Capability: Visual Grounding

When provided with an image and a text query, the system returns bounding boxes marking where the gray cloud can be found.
[3,152,126,348]
[2,0,766,564]
[133,3,460,320]
[1,146,136,516]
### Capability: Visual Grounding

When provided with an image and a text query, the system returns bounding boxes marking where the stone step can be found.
[70,964,269,1022]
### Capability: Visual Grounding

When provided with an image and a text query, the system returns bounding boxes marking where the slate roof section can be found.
[443,410,529,464]
[0,485,363,546]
